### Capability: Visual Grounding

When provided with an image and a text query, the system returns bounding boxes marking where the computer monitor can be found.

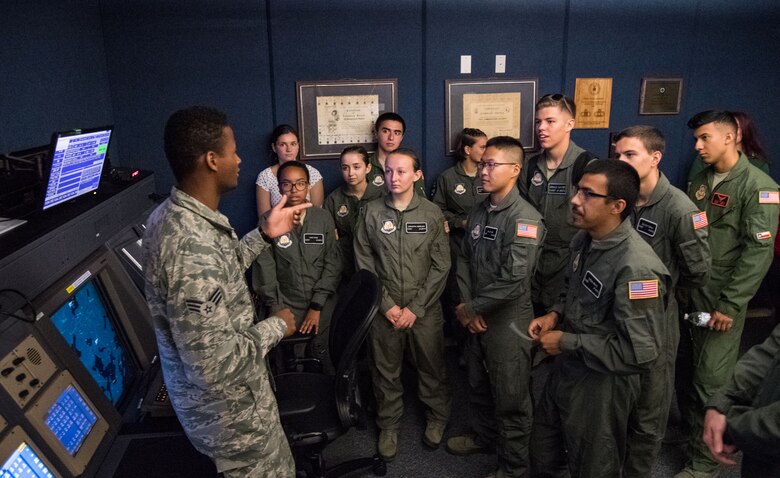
[42,126,113,211]
[0,427,61,478]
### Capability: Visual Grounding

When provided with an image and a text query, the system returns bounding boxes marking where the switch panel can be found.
[0,336,58,409]
[495,55,506,74]
[460,55,472,74]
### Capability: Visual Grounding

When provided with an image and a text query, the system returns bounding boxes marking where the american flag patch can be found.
[516,223,538,239]
[692,211,708,230]
[628,280,659,300]
[756,231,773,240]
[758,191,779,204]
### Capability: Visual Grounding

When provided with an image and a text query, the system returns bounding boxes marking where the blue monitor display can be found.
[0,442,55,478]
[44,385,98,456]
[49,279,134,406]
[42,127,112,210]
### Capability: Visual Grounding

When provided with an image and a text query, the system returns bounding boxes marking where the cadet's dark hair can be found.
[485,136,525,163]
[277,160,310,184]
[340,145,369,165]
[164,106,229,183]
[614,125,666,155]
[269,124,299,164]
[375,112,406,134]
[454,127,487,162]
[581,159,639,221]
[387,147,420,172]
[687,110,738,132]
[536,93,576,118]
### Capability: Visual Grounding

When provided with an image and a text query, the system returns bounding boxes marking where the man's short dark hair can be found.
[581,159,640,221]
[277,160,310,183]
[536,93,577,118]
[164,106,229,182]
[486,136,525,163]
[387,147,420,171]
[687,110,738,132]
[614,125,666,155]
[375,112,406,133]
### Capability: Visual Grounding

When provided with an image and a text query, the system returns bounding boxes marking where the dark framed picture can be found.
[639,78,683,115]
[296,79,398,160]
[445,78,538,154]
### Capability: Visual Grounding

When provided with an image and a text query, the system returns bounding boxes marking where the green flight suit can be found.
[252,207,342,367]
[456,187,544,478]
[707,322,780,477]
[687,152,770,185]
[324,182,386,282]
[354,194,452,430]
[518,141,596,312]
[531,219,670,478]
[431,161,489,311]
[367,151,427,196]
[624,172,711,478]
[682,153,779,473]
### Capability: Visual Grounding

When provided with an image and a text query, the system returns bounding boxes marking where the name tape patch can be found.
[711,192,730,208]
[303,233,324,245]
[406,222,428,234]
[636,218,658,237]
[547,183,567,195]
[483,226,498,241]
[583,271,603,298]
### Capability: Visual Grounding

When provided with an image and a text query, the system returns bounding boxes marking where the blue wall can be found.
[3,0,779,234]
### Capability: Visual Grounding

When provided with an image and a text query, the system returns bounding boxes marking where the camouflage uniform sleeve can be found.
[237,228,270,270]
[167,241,286,390]
[353,205,396,313]
[252,247,286,313]
[675,206,711,289]
[560,263,666,375]
[407,211,451,318]
[715,189,779,317]
[465,217,543,316]
[707,323,780,459]
[310,215,343,307]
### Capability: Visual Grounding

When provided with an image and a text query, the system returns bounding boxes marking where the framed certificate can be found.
[445,78,538,154]
[640,78,683,115]
[296,79,398,160]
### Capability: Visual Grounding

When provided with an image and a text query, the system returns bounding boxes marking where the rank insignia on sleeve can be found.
[692,211,708,230]
[471,224,481,240]
[759,191,779,204]
[756,231,773,240]
[381,219,396,234]
[185,287,223,318]
[276,234,292,248]
[337,204,349,217]
[372,175,385,187]
[454,183,466,195]
[516,223,538,239]
[711,192,729,208]
[628,280,659,300]
[694,184,707,201]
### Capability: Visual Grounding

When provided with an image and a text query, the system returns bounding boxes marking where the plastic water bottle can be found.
[684,312,711,327]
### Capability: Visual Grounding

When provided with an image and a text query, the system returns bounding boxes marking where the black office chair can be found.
[274,269,387,477]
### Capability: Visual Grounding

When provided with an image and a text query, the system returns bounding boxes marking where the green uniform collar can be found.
[642,172,672,208]
[539,140,585,171]
[170,187,234,234]
[384,190,423,211]
[589,217,634,251]
[454,160,478,178]
[694,152,750,188]
[482,186,521,214]
[338,181,385,201]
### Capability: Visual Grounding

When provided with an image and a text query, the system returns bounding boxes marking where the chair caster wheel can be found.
[372,461,387,476]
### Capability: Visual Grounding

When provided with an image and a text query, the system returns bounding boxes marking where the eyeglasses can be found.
[279,180,308,191]
[573,185,617,201]
[477,161,516,171]
[540,93,574,117]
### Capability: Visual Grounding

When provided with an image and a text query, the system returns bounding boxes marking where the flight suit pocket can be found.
[623,315,658,365]
[511,244,529,277]
[679,239,708,275]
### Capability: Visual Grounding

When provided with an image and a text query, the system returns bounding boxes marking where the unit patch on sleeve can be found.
[405,222,428,234]
[516,223,538,239]
[692,211,709,230]
[582,271,603,298]
[759,191,779,204]
[482,226,498,241]
[628,280,659,300]
[756,231,773,240]
[185,287,223,318]
[636,218,658,237]
[303,233,325,245]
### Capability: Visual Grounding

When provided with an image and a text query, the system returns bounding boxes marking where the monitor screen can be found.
[49,278,134,406]
[42,127,113,210]
[0,442,56,478]
[44,385,98,456]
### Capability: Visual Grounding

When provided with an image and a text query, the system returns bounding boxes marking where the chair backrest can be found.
[328,269,381,373]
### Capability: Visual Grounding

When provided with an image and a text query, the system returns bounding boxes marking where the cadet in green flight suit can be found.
[529,160,670,478]
[366,112,426,196]
[354,148,452,462]
[253,161,342,371]
[518,94,597,314]
[704,322,780,478]
[444,137,544,478]
[676,111,779,478]
[324,146,385,283]
[614,126,711,478]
